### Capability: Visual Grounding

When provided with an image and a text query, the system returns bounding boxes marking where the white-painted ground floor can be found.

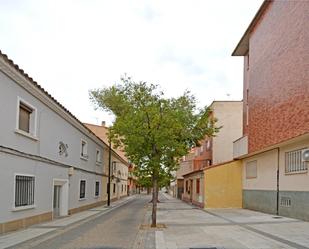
[0,148,106,234]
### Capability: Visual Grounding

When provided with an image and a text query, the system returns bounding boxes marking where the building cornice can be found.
[232,0,272,56]
[0,51,105,147]
[0,145,108,177]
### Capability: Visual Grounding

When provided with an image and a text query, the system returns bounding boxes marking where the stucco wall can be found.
[279,137,309,191]
[204,161,242,208]
[242,149,278,191]
[0,152,105,224]
[242,135,309,219]
[182,172,204,206]
[0,70,104,175]
[0,60,107,226]
[211,101,243,164]
[245,1,309,153]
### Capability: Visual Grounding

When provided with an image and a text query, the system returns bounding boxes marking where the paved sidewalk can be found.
[153,193,309,249]
[0,195,136,249]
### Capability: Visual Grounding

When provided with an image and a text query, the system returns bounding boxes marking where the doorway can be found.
[52,179,69,219]
[190,179,193,202]
[53,185,61,218]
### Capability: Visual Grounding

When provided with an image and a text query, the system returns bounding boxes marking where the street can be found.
[2,193,309,249]
[12,195,154,249]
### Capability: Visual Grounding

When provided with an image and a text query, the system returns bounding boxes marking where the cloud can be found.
[0,0,263,126]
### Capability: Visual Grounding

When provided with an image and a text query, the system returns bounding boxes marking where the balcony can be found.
[233,135,248,159]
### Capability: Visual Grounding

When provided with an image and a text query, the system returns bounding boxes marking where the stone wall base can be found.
[0,196,127,235]
[0,212,52,234]
[243,190,309,221]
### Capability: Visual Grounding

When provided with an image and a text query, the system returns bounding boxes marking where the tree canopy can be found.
[90,76,219,226]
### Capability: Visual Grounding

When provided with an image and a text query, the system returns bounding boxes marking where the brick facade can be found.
[241,1,309,153]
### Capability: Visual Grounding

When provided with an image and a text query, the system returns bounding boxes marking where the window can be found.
[96,149,101,163]
[122,184,123,192]
[95,181,100,197]
[80,180,86,199]
[185,180,188,192]
[246,160,257,179]
[19,103,32,133]
[285,149,307,173]
[15,175,35,207]
[196,179,200,194]
[80,139,88,159]
[16,98,37,138]
[113,183,116,193]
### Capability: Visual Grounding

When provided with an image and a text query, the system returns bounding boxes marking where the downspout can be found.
[276,147,280,215]
[107,137,112,206]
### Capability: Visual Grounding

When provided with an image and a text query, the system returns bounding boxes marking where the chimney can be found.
[101,121,106,127]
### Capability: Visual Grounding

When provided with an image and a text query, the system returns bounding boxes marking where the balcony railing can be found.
[233,135,248,159]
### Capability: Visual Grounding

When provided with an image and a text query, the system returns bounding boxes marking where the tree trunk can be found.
[151,176,158,227]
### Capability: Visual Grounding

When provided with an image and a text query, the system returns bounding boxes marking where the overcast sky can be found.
[0,0,263,126]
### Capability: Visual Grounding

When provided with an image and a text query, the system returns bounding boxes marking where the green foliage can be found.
[90,75,219,186]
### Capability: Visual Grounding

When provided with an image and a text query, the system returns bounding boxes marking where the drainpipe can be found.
[107,137,112,206]
[276,147,280,215]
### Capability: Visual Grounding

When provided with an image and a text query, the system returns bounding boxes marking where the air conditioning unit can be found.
[302,149,309,162]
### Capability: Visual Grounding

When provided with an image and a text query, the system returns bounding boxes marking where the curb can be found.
[3,195,137,249]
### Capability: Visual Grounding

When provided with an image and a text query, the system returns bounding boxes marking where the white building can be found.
[0,51,107,233]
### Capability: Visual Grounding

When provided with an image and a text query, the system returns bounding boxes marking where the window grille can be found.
[80,180,86,199]
[280,197,291,207]
[95,181,99,196]
[285,149,307,173]
[15,175,35,207]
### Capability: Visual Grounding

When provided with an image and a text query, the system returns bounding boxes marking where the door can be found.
[190,179,193,202]
[53,185,61,218]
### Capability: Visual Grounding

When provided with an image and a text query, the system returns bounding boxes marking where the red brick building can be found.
[233,0,309,220]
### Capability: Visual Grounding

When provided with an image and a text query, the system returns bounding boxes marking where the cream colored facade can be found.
[85,123,129,201]
[242,133,309,219]
[243,135,309,192]
[210,101,243,164]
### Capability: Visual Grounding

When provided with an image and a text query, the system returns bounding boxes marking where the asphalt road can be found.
[15,195,153,249]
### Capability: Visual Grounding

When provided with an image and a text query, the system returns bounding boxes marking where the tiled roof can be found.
[0,50,105,145]
[84,123,129,165]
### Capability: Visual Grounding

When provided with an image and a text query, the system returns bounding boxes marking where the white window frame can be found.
[80,139,88,160]
[95,148,102,165]
[13,173,36,211]
[15,97,38,141]
[79,179,86,200]
[285,148,308,174]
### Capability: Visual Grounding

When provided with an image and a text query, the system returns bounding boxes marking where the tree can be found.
[90,76,219,227]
